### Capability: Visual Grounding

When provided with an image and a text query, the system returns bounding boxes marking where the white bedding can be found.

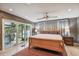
[30,34,62,40]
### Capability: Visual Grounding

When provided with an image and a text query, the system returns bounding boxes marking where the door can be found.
[17,24,25,44]
[4,21,17,49]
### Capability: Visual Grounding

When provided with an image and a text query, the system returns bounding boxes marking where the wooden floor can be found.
[14,47,65,56]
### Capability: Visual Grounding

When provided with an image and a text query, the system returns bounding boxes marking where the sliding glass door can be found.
[4,20,32,49]
[25,25,31,41]
[17,24,25,44]
[4,21,17,49]
[17,24,32,44]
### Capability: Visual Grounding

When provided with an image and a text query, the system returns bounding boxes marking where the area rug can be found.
[13,47,66,56]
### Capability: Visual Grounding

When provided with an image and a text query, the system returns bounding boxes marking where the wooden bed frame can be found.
[29,34,66,55]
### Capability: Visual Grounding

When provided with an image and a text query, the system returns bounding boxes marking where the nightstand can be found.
[63,36,74,46]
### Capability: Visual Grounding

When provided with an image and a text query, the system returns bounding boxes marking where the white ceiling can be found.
[0,3,79,22]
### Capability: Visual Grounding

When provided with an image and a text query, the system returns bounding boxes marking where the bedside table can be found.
[63,36,74,46]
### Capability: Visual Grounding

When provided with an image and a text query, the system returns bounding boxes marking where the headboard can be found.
[40,31,60,34]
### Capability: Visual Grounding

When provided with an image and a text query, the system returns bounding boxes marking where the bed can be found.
[29,34,65,54]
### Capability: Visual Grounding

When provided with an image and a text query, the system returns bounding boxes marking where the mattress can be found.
[30,34,62,40]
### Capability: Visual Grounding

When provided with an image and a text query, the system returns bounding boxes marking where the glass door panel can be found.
[25,25,31,42]
[17,24,25,44]
[10,23,17,46]
[4,21,17,49]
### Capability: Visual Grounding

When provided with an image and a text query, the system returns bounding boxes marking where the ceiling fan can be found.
[37,12,58,20]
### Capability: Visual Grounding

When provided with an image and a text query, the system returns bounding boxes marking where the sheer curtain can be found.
[35,19,71,36]
[58,19,70,36]
[35,18,78,43]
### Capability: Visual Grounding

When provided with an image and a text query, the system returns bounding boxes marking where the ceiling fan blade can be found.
[48,16,58,18]
[37,17,45,20]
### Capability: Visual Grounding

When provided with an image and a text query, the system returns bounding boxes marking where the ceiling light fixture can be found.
[68,9,72,12]
[9,8,13,11]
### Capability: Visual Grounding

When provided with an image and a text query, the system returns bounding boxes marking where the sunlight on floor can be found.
[0,43,29,56]
[65,43,79,56]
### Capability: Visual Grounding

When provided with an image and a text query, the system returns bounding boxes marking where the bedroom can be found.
[0,3,79,56]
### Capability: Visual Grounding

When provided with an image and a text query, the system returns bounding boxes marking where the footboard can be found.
[29,38,64,53]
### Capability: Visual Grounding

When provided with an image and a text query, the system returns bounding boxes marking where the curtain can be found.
[58,19,70,36]
[36,19,71,36]
[35,18,78,43]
